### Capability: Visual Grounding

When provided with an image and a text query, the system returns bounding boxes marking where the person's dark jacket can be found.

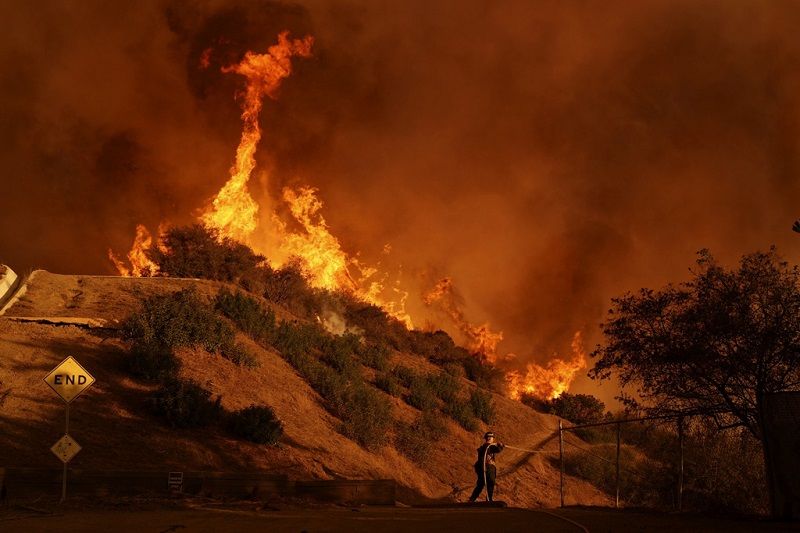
[474,442,505,470]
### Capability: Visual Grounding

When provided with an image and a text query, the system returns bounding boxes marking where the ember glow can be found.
[505,331,588,400]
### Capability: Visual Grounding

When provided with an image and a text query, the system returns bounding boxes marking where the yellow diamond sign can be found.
[44,356,95,403]
[51,434,81,464]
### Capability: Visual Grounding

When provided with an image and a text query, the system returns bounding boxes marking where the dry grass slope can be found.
[0,271,610,507]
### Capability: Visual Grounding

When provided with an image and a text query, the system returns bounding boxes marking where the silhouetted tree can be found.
[591,248,800,515]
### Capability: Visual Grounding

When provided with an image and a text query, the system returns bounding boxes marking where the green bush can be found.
[228,404,283,444]
[122,288,235,353]
[462,357,505,392]
[150,379,222,428]
[126,340,180,381]
[272,317,394,450]
[225,342,260,368]
[548,393,607,425]
[395,410,449,463]
[406,377,438,411]
[319,334,359,376]
[443,362,466,378]
[306,361,349,408]
[340,384,393,449]
[392,365,416,388]
[357,342,391,371]
[469,389,496,424]
[343,301,410,351]
[147,224,265,281]
[375,372,402,397]
[262,261,322,319]
[215,288,276,343]
[273,320,327,359]
[426,372,460,404]
[444,397,479,431]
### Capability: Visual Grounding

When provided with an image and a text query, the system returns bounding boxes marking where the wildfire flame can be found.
[423,277,504,361]
[276,186,358,292]
[108,224,158,277]
[201,31,314,243]
[107,31,585,401]
[505,331,588,400]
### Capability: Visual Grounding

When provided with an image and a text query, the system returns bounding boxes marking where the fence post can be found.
[615,421,621,508]
[677,416,684,512]
[559,419,564,508]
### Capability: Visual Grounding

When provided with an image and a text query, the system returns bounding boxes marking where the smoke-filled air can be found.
[3,0,800,404]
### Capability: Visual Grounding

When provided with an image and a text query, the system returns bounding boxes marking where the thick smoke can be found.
[2,0,800,400]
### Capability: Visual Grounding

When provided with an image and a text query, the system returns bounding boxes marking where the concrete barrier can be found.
[0,265,18,310]
[0,468,396,505]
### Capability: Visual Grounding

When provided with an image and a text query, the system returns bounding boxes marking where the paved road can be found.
[2,506,799,533]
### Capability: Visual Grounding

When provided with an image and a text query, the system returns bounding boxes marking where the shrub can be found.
[443,362,466,378]
[319,334,359,375]
[469,389,496,424]
[391,365,416,388]
[273,320,327,359]
[444,397,479,431]
[122,289,234,353]
[426,372,460,404]
[126,340,180,381]
[521,392,607,426]
[215,288,275,343]
[395,410,449,463]
[263,260,322,319]
[406,377,438,411]
[147,224,265,281]
[306,361,349,408]
[225,342,260,368]
[408,330,455,361]
[236,264,275,297]
[548,393,607,425]
[375,372,402,397]
[340,384,393,449]
[357,342,391,372]
[150,379,222,428]
[228,404,283,445]
[462,357,505,392]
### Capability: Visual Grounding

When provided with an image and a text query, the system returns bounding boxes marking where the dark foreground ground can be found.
[2,501,799,533]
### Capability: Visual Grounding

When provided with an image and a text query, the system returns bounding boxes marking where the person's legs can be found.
[486,465,497,501]
[468,466,485,502]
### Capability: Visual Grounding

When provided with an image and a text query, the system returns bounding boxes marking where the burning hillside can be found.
[108,31,586,401]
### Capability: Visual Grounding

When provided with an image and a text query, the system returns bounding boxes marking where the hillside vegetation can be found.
[0,226,613,506]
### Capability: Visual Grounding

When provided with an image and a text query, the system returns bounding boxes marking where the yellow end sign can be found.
[44,356,95,403]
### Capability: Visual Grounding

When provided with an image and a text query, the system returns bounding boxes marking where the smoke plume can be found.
[3,0,800,400]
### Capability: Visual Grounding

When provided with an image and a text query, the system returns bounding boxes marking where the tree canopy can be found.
[591,248,800,440]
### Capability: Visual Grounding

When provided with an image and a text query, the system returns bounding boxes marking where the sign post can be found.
[43,356,95,502]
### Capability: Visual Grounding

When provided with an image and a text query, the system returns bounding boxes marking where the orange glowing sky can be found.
[3,1,800,403]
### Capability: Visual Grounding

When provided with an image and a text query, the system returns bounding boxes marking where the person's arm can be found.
[491,443,505,454]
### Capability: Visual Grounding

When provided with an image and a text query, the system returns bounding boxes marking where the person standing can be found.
[469,431,505,502]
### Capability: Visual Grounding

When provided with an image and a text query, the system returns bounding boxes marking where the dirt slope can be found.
[0,271,610,507]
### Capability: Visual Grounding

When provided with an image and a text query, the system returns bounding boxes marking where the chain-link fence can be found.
[555,414,768,514]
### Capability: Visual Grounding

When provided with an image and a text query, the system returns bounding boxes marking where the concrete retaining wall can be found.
[0,468,396,505]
